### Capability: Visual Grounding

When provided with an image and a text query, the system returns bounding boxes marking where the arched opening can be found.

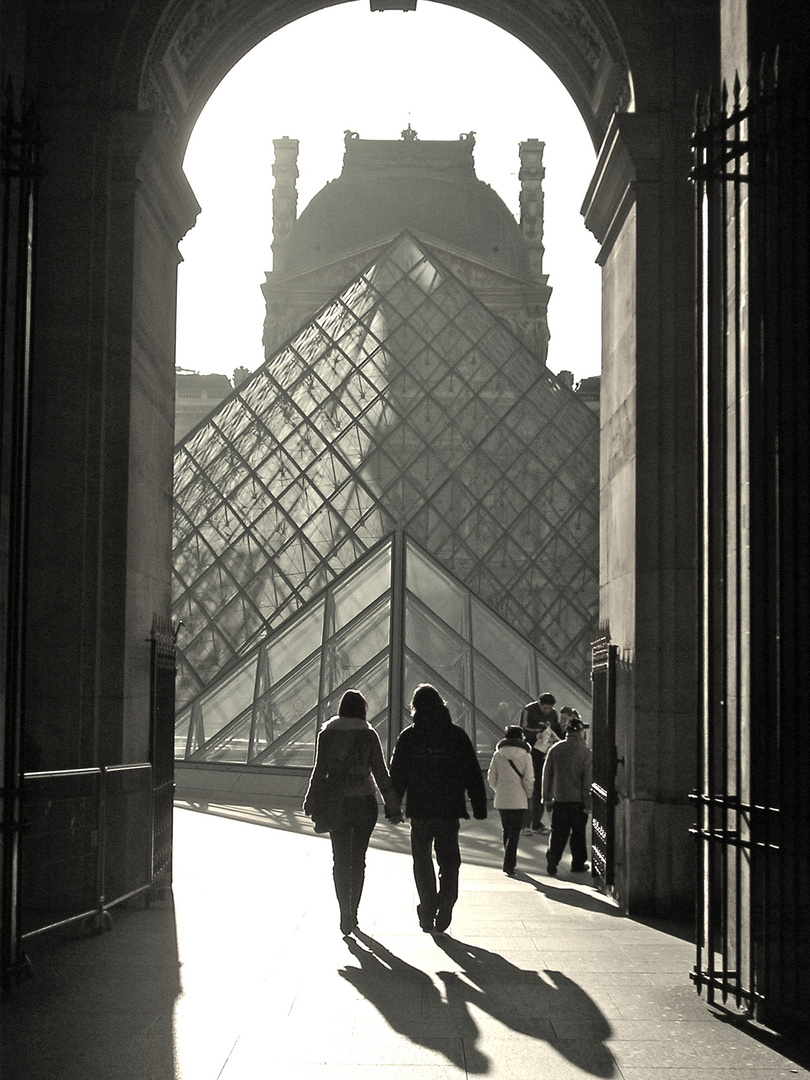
[10,0,810,1040]
[9,1,714,970]
[151,0,706,923]
[170,5,603,783]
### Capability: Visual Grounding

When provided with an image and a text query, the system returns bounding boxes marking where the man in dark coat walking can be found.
[390,683,487,934]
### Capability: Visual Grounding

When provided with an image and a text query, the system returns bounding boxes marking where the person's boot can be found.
[434,900,453,933]
[417,903,436,932]
[340,906,355,936]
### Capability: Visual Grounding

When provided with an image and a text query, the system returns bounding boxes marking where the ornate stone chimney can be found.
[271,137,299,274]
[519,139,545,283]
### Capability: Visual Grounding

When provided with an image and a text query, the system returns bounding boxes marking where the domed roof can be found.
[282,132,530,279]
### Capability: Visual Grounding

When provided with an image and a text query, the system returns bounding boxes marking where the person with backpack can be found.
[487,726,535,876]
[303,688,402,936]
[389,684,487,934]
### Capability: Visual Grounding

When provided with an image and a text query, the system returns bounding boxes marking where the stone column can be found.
[271,137,299,275]
[519,138,545,282]
[582,109,699,916]
[25,85,197,767]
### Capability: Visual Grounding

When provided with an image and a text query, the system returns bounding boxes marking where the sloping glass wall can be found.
[174,535,592,768]
[173,233,599,712]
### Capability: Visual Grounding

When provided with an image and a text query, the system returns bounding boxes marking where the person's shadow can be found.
[519,869,626,917]
[339,932,489,1073]
[339,930,616,1077]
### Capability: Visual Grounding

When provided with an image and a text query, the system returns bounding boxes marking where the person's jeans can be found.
[498,808,525,873]
[410,817,461,922]
[329,795,378,930]
[527,751,546,829]
[524,781,546,830]
[546,801,588,869]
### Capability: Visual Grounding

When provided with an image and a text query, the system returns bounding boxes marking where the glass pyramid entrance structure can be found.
[174,533,593,768]
[172,232,598,762]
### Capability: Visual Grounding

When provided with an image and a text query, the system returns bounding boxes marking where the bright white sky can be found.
[176,0,601,386]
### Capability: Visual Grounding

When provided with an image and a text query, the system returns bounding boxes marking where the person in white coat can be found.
[487,726,535,876]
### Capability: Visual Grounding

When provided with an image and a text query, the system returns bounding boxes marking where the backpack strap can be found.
[507,758,525,781]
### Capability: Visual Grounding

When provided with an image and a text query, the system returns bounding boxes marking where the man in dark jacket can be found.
[390,683,487,934]
[541,715,593,875]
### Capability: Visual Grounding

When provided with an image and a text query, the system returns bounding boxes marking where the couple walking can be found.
[303,683,487,937]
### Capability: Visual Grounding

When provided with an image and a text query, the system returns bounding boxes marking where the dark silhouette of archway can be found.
[132,1,633,155]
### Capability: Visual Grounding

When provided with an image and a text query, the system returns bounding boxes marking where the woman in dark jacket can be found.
[303,689,401,936]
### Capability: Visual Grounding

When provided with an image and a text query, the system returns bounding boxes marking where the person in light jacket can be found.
[487,726,535,876]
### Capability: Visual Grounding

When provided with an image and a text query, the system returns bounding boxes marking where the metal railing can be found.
[20,765,153,941]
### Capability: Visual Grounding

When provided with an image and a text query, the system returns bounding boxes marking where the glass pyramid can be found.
[174,534,593,768]
[173,232,599,724]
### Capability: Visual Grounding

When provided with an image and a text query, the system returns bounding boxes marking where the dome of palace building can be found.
[282,131,531,279]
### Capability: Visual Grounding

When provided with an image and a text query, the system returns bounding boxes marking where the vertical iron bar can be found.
[96,769,107,931]
[1,82,39,993]
[761,60,780,1015]
[734,74,745,1012]
[718,82,732,1008]
[465,585,476,756]
[699,97,708,997]
[388,530,405,752]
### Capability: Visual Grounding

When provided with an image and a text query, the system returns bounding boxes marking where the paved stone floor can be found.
[3,799,810,1079]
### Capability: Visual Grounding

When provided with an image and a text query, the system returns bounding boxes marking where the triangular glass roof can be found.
[172,232,598,711]
[174,534,593,769]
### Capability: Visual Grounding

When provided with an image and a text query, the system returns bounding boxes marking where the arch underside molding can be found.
[138,0,632,151]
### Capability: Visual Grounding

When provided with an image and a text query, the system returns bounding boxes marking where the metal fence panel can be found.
[102,765,153,906]
[19,770,101,937]
[20,765,154,941]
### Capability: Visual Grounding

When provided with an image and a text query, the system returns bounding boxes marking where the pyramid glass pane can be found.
[331,541,391,632]
[406,544,467,636]
[405,599,472,699]
[262,598,326,689]
[175,535,591,771]
[173,233,598,738]
[321,599,390,698]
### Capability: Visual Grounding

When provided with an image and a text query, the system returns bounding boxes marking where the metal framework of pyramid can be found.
[174,534,593,768]
[172,233,598,762]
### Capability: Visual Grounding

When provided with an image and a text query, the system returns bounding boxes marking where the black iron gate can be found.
[691,57,810,1027]
[149,615,177,892]
[590,636,617,892]
[1,82,40,993]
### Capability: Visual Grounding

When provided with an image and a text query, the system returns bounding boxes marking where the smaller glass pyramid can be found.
[174,534,592,769]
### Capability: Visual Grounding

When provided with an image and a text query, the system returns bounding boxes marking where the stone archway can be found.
[16,0,717,916]
[135,1,633,153]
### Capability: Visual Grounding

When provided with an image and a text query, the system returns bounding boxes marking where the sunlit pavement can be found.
[4,800,810,1080]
